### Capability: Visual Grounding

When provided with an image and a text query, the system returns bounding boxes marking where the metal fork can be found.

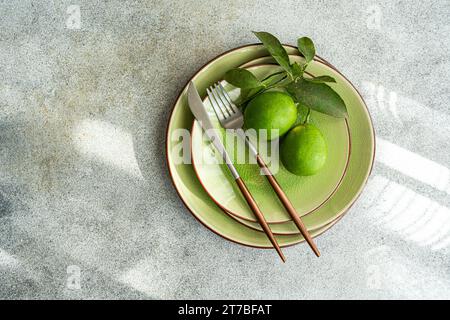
[207,83,321,257]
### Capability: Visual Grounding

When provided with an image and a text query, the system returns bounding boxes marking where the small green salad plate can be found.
[166,44,375,247]
[191,61,351,224]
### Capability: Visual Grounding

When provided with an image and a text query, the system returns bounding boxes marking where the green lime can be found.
[244,91,297,140]
[280,124,327,176]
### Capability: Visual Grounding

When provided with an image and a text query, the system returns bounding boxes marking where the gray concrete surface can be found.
[1,0,449,299]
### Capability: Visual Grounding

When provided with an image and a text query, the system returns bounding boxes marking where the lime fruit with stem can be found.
[280,123,327,176]
[244,91,297,140]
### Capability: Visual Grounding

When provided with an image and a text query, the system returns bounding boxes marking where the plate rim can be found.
[165,43,376,248]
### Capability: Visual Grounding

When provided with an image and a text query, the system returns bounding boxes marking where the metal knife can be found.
[187,81,286,262]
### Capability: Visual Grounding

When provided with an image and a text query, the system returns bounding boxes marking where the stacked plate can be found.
[166,44,375,248]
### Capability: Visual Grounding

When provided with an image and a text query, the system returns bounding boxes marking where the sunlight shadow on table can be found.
[377,138,449,195]
[72,119,144,180]
[368,175,450,250]
[0,248,19,268]
[361,81,450,251]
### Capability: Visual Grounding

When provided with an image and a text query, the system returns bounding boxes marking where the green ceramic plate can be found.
[191,62,351,224]
[220,56,323,234]
[166,44,375,247]
[227,206,301,234]
[191,56,341,236]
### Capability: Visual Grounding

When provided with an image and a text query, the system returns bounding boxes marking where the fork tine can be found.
[218,83,239,113]
[211,85,232,117]
[214,83,234,116]
[207,88,226,121]
[214,83,235,115]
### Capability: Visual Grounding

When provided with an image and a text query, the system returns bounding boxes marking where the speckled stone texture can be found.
[0,0,449,299]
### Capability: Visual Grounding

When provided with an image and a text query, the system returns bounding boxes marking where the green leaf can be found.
[238,88,250,102]
[305,75,336,83]
[293,103,309,126]
[236,86,265,109]
[291,62,305,79]
[224,68,263,89]
[286,79,347,118]
[297,37,315,63]
[238,87,259,102]
[261,71,286,86]
[253,31,292,74]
